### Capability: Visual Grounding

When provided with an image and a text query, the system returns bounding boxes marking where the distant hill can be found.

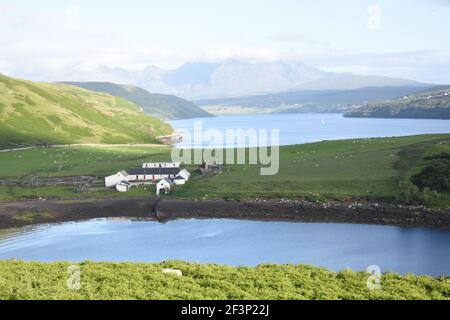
[14,60,430,99]
[197,86,432,114]
[344,86,450,119]
[0,74,172,149]
[62,82,212,120]
[290,73,424,91]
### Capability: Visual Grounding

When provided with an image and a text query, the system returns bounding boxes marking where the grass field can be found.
[174,134,450,207]
[0,260,448,300]
[0,134,449,207]
[0,74,172,148]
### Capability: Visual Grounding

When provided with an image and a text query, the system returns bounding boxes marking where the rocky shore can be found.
[0,197,449,230]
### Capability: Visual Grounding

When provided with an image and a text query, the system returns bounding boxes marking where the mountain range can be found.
[12,60,428,100]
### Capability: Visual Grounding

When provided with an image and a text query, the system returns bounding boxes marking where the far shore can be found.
[0,197,449,231]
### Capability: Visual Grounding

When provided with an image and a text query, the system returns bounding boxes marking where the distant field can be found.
[0,134,448,207]
[0,145,170,178]
[0,260,448,300]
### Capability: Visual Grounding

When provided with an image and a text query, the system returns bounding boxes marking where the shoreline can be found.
[0,197,449,230]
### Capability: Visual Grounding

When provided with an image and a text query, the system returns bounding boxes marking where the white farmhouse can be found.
[156,178,174,196]
[104,163,190,194]
[127,167,180,184]
[105,171,129,187]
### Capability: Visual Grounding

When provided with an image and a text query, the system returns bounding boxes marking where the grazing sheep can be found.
[162,268,183,276]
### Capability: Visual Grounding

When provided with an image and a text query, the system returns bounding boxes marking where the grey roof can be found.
[127,167,180,175]
[162,178,174,184]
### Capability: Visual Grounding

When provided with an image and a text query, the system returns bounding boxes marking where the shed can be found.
[173,176,186,185]
[177,169,191,181]
[116,181,131,193]
[156,178,174,196]
[105,171,129,187]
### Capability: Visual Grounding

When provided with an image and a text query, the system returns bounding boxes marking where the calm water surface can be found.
[169,113,450,148]
[0,219,449,276]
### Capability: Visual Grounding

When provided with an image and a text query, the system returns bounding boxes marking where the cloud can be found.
[366,5,382,31]
[66,5,81,31]
[430,0,450,5]
[300,50,450,84]
[267,32,322,45]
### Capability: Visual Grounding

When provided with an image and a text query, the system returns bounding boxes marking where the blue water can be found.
[169,113,450,148]
[0,218,449,276]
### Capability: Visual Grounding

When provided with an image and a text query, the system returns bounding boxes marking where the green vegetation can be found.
[64,82,212,120]
[411,156,450,192]
[0,261,448,300]
[345,86,450,119]
[0,134,449,207]
[0,74,172,149]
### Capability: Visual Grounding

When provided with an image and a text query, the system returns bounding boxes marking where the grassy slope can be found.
[0,261,448,300]
[0,134,448,207]
[0,74,172,148]
[63,82,212,120]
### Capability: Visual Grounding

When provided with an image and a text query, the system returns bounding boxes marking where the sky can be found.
[1,0,450,83]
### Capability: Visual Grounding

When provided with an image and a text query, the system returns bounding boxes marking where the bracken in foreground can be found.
[0,261,448,300]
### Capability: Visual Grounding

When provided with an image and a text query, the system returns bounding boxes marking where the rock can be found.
[162,268,182,276]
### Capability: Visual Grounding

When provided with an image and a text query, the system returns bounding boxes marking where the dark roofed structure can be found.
[127,167,180,175]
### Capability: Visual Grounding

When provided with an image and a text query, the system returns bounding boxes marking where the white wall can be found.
[128,174,175,182]
[105,172,126,187]
[142,162,180,168]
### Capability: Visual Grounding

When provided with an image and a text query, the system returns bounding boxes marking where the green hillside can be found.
[345,86,450,119]
[0,74,172,149]
[63,82,213,120]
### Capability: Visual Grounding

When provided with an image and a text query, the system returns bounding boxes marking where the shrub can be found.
[411,159,450,192]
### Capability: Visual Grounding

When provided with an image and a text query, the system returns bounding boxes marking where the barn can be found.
[105,171,129,187]
[127,167,180,184]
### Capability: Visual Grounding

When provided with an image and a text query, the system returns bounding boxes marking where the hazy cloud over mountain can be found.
[0,0,449,92]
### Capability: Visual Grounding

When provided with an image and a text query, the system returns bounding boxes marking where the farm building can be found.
[105,171,129,187]
[104,162,190,195]
[116,181,131,193]
[173,176,186,185]
[156,178,174,196]
[177,169,191,181]
[142,162,180,168]
[127,167,180,183]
